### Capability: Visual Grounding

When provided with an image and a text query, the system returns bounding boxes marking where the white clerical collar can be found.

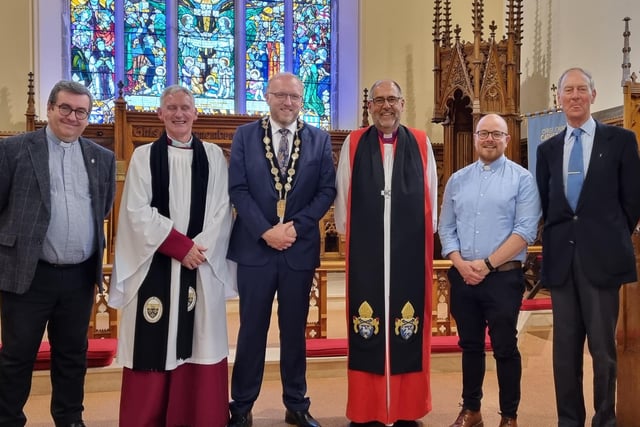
[168,136,193,148]
[45,125,77,147]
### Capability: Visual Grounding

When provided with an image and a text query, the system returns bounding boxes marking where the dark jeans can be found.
[0,258,96,427]
[448,266,524,418]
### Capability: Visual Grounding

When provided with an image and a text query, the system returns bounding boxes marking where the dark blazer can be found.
[0,128,116,294]
[227,119,336,270]
[536,121,640,288]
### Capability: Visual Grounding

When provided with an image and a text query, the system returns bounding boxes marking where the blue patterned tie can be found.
[566,128,584,211]
[277,128,290,177]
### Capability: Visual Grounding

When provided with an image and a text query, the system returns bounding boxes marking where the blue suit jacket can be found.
[536,121,640,288]
[227,119,336,270]
[0,128,116,294]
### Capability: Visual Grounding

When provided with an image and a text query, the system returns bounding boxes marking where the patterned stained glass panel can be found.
[177,0,236,114]
[70,0,116,123]
[293,0,331,129]
[123,0,167,112]
[68,0,333,127]
[245,0,285,115]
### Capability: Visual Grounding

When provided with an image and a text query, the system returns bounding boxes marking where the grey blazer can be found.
[0,128,116,294]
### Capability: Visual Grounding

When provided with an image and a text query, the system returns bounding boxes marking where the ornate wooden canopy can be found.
[432,0,523,181]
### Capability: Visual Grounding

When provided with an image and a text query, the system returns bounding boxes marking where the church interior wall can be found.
[0,1,34,132]
[520,0,640,118]
[1,1,640,136]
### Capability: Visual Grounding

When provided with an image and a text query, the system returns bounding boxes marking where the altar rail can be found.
[90,245,543,340]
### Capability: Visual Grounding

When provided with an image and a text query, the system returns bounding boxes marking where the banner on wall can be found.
[526,111,566,175]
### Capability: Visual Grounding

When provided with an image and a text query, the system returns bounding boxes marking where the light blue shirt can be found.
[438,155,541,262]
[41,126,96,264]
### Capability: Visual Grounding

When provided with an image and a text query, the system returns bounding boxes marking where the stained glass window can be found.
[70,0,116,123]
[68,0,334,128]
[123,0,167,111]
[177,0,235,114]
[293,0,331,129]
[245,1,284,115]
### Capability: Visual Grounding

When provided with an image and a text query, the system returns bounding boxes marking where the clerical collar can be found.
[377,129,398,143]
[167,135,193,149]
[478,155,506,171]
[45,125,77,147]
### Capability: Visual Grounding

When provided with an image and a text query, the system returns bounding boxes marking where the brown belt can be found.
[494,260,522,272]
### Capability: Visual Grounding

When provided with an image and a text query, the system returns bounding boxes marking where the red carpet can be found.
[31,338,117,370]
[520,297,552,311]
[306,334,493,358]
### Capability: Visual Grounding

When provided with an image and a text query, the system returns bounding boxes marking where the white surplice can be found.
[110,142,237,370]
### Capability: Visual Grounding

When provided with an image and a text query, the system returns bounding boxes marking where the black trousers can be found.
[551,253,619,427]
[448,266,524,418]
[230,254,315,415]
[0,257,96,427]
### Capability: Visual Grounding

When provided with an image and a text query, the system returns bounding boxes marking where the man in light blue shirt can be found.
[438,113,541,427]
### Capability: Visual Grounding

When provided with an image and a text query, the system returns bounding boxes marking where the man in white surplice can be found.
[110,85,236,427]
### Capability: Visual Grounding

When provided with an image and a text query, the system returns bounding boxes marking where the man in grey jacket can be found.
[0,80,115,427]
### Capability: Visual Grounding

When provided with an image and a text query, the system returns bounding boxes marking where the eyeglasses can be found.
[55,104,90,120]
[269,92,303,103]
[370,96,402,106]
[475,130,508,140]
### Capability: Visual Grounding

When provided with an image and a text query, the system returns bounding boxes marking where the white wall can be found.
[520,0,640,114]
[35,0,65,119]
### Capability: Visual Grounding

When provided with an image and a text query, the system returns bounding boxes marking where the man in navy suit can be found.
[0,80,115,427]
[536,67,640,427]
[227,72,336,427]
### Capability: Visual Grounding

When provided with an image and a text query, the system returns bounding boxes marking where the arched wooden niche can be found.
[432,0,524,182]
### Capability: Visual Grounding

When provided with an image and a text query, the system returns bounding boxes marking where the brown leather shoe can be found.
[498,417,517,427]
[449,409,483,427]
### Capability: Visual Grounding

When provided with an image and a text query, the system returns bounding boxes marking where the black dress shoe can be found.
[228,412,252,427]
[66,422,87,427]
[285,409,321,427]
[349,422,385,427]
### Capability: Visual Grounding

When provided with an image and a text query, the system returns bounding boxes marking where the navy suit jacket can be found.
[0,128,116,294]
[536,121,640,288]
[227,119,336,270]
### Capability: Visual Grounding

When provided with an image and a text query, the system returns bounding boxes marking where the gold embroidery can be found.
[352,301,380,339]
[394,301,419,340]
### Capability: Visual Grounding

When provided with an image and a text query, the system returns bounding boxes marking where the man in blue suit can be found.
[536,67,640,427]
[0,80,115,427]
[227,72,336,427]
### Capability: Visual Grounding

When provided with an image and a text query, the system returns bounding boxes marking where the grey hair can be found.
[160,84,196,107]
[369,79,403,100]
[47,80,93,112]
[557,67,595,92]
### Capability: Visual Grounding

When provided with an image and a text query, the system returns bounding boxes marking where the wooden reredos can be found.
[432,0,523,183]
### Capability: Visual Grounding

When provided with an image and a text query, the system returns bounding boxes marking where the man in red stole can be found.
[335,79,438,427]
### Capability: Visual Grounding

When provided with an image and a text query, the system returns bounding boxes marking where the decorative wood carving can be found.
[433,0,524,184]
[618,17,640,422]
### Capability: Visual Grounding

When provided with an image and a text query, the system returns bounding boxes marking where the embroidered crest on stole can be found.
[394,301,419,340]
[143,296,163,323]
[187,286,197,312]
[352,301,380,339]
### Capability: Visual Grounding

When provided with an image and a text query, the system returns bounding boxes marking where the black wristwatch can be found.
[484,258,496,272]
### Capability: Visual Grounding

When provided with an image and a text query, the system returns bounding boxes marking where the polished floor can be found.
[22,283,596,427]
